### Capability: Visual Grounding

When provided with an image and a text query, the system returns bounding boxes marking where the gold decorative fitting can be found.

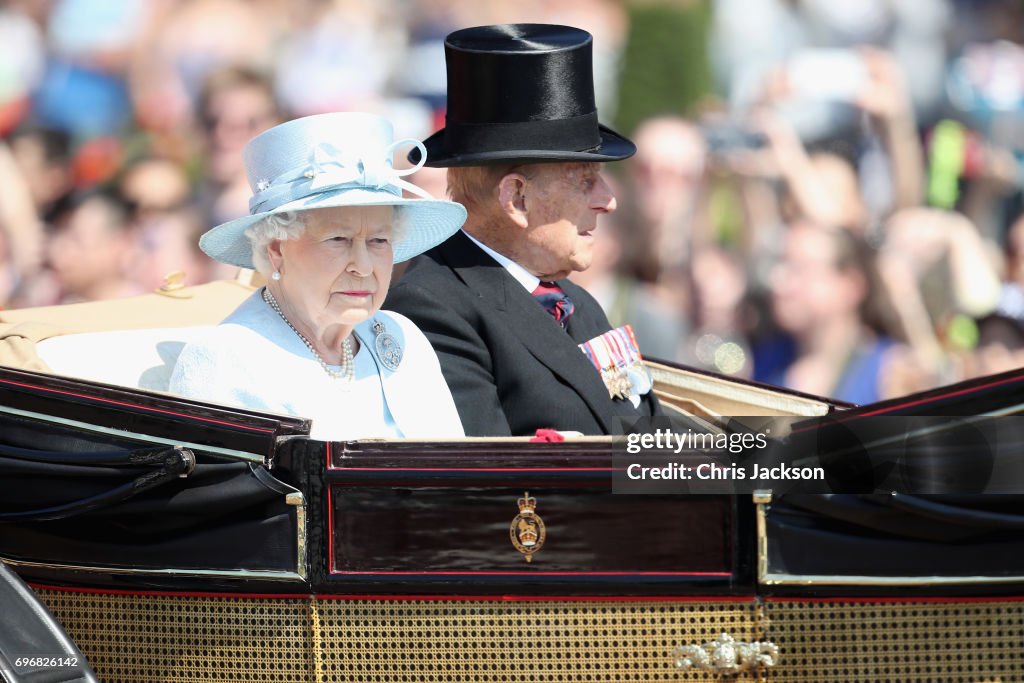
[675,632,779,674]
[155,271,191,299]
[509,491,546,562]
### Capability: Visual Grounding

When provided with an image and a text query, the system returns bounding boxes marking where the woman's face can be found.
[771,222,862,334]
[270,205,395,334]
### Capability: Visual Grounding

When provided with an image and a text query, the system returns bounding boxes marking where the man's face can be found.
[201,85,278,184]
[518,162,617,280]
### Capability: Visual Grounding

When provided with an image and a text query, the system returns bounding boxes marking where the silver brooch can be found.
[675,633,779,674]
[373,319,402,371]
[256,178,271,191]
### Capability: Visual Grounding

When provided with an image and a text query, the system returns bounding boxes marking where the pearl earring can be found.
[271,271,281,281]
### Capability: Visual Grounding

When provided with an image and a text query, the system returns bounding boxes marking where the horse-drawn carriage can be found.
[1,278,1022,682]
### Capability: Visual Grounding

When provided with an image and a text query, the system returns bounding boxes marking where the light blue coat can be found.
[169,291,464,440]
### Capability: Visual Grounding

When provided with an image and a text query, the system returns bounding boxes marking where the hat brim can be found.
[411,123,636,167]
[198,187,467,269]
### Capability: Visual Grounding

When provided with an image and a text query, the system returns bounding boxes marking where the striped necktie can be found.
[532,281,575,327]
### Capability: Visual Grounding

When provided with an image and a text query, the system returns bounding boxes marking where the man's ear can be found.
[497,172,530,230]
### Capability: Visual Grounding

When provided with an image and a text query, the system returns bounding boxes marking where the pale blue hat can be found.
[199,112,466,267]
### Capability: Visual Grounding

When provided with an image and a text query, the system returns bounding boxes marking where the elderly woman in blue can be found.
[170,113,467,440]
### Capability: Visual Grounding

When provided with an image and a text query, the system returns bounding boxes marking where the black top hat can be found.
[410,24,636,167]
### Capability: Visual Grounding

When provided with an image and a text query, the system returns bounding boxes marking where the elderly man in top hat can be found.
[386,24,661,436]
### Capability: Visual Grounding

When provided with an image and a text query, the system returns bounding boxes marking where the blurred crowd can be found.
[0,0,1022,404]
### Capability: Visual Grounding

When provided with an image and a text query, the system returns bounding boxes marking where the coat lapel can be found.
[436,233,614,432]
[352,315,432,436]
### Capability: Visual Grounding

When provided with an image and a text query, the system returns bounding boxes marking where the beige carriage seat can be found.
[0,277,256,392]
[35,326,213,392]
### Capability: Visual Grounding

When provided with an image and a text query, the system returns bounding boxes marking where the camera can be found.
[700,119,768,155]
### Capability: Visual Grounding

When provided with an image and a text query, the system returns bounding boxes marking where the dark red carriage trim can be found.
[329,571,733,577]
[858,372,1024,416]
[32,583,1024,604]
[27,583,749,601]
[0,377,275,433]
[336,467,614,473]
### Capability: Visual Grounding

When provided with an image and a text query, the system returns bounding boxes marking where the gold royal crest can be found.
[509,492,546,562]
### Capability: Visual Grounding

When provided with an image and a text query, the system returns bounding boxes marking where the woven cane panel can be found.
[312,600,759,682]
[34,590,758,682]
[765,600,1024,683]
[36,589,312,682]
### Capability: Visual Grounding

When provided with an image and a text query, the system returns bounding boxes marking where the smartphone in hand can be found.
[787,49,868,101]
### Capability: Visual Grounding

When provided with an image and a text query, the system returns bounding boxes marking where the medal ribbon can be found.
[578,326,641,399]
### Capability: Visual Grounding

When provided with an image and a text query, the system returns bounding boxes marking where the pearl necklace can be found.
[262,287,354,382]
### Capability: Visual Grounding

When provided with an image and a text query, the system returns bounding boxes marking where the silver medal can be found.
[627,364,653,395]
[373,320,402,371]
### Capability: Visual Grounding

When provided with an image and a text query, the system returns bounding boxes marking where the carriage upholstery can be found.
[0,279,254,393]
[35,326,212,392]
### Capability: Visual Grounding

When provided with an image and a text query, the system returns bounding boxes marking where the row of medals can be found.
[600,362,643,400]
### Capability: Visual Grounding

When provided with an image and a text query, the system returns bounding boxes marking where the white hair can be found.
[244,206,408,275]
[244,211,305,275]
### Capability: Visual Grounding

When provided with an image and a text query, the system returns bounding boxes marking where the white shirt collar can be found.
[463,230,540,293]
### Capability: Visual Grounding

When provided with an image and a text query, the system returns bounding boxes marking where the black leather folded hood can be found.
[0,413,299,576]
[766,493,1024,578]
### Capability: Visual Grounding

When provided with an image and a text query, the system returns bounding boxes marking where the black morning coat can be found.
[385,231,661,437]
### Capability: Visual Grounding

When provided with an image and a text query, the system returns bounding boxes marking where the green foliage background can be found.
[614,1,714,135]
